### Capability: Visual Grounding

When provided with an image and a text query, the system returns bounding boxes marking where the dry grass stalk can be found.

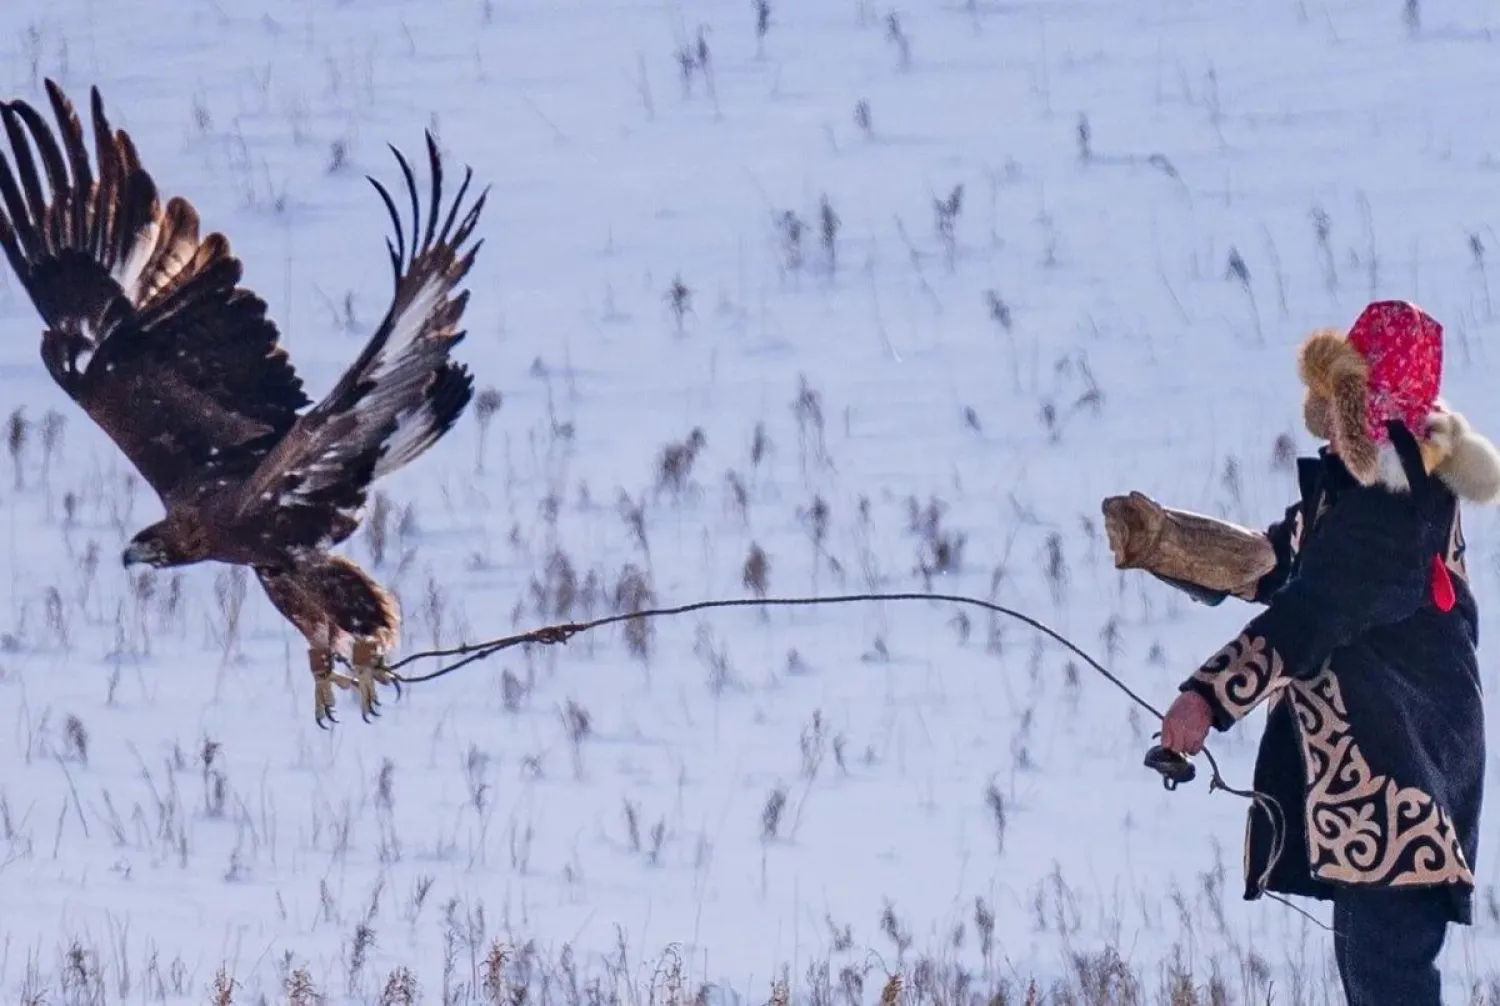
[379,967,420,1006]
[8,406,29,490]
[743,543,770,599]
[210,966,238,1005]
[612,564,656,662]
[481,941,508,1005]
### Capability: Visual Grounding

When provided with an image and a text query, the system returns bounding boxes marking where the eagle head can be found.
[122,529,172,568]
[122,518,208,569]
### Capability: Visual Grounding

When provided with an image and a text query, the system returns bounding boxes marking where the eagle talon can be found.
[314,682,340,729]
[351,640,398,722]
[310,648,360,728]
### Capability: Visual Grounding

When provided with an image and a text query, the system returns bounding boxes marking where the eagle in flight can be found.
[0,80,486,726]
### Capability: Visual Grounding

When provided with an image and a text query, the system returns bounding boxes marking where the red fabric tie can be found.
[1431,553,1456,613]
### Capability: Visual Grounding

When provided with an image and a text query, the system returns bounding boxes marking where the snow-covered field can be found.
[3,0,1500,1002]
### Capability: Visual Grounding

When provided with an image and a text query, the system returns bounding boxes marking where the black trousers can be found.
[1332,886,1450,1006]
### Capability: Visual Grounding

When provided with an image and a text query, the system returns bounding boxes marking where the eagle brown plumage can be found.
[0,80,486,726]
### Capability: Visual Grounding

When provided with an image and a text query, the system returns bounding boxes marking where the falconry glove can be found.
[1102,492,1278,605]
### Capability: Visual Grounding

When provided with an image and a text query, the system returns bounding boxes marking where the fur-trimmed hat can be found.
[1298,300,1500,503]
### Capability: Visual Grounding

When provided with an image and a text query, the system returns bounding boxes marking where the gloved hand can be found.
[1102,492,1165,569]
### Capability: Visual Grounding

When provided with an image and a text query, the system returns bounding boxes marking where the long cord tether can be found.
[356,589,1321,930]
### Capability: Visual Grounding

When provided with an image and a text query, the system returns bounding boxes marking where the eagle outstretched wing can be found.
[236,133,483,548]
[0,80,309,504]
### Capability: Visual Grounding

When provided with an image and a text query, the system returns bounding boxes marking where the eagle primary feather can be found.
[0,80,485,726]
[0,85,309,499]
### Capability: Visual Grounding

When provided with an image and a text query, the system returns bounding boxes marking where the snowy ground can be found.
[3,0,1500,1003]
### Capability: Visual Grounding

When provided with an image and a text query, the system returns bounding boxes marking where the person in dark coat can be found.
[1103,301,1500,1006]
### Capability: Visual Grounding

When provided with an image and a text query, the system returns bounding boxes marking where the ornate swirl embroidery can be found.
[1190,633,1287,722]
[1287,668,1473,888]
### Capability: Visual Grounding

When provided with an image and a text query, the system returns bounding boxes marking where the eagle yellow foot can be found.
[309,648,359,729]
[350,639,400,722]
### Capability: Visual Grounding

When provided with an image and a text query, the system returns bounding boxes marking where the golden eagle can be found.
[0,81,486,726]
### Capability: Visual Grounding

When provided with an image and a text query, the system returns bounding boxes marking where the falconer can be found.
[1103,301,1499,1006]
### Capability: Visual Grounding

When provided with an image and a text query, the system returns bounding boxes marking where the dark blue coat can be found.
[1180,439,1484,925]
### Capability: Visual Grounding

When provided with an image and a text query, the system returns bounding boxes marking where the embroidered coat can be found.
[1181,439,1484,924]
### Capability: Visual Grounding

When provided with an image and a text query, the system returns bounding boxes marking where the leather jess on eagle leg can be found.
[1103,492,1277,601]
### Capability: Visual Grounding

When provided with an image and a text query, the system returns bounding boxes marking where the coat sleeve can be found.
[1180,489,1428,731]
[1246,502,1303,603]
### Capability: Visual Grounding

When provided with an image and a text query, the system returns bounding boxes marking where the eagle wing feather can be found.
[0,80,310,504]
[237,133,481,548]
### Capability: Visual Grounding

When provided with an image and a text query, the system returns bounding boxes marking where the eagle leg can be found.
[350,638,400,723]
[309,646,359,729]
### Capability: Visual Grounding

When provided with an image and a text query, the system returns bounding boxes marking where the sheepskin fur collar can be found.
[1298,328,1500,503]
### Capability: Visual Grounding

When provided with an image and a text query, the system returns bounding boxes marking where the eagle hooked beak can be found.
[122,539,163,568]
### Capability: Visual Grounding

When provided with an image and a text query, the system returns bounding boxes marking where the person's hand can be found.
[1160,690,1213,755]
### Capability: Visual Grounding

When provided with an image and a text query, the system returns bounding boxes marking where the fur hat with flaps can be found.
[1298,300,1500,503]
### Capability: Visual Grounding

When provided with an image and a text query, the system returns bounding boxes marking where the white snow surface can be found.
[1,0,1500,1002]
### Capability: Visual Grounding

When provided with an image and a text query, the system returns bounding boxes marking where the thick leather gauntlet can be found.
[1102,492,1277,603]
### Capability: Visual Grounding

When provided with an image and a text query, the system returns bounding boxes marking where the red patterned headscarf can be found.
[1345,300,1443,443]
